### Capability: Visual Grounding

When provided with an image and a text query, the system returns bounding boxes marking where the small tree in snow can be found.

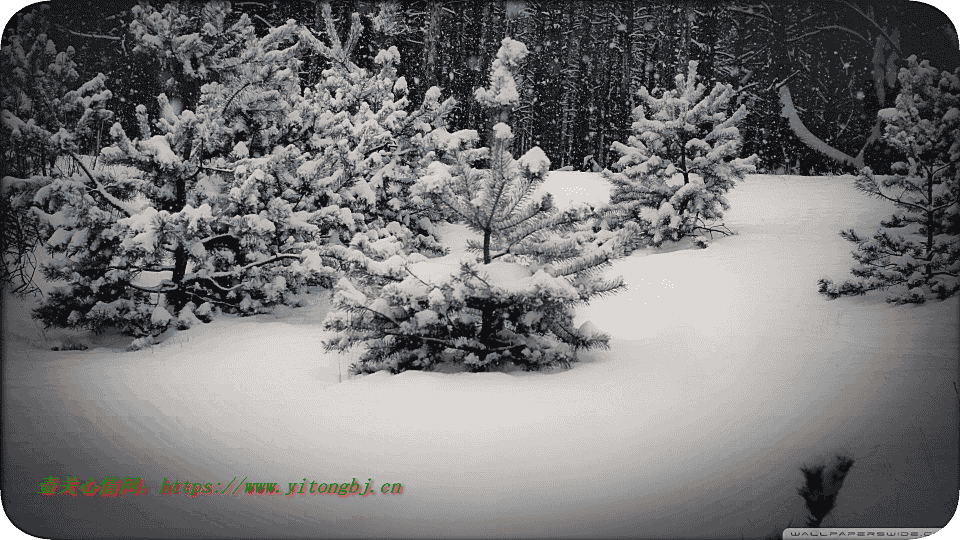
[228,3,455,295]
[324,38,628,374]
[283,4,455,258]
[30,6,333,342]
[819,56,960,304]
[604,60,757,248]
[28,2,457,345]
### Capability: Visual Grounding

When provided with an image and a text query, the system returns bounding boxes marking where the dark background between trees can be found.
[12,0,959,174]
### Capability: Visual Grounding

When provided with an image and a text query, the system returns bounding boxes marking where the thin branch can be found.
[403,266,434,289]
[66,151,134,217]
[221,82,253,116]
[861,184,930,214]
[211,253,301,277]
[182,274,242,293]
[836,0,902,56]
[379,330,522,356]
[253,14,275,29]
[199,165,234,174]
[725,5,776,24]
[58,27,122,41]
[787,25,869,45]
[127,280,177,293]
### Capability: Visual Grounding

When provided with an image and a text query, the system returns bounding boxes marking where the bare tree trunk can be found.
[926,166,935,279]
[621,0,634,99]
[681,2,691,69]
[423,0,441,89]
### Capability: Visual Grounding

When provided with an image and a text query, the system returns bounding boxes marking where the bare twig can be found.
[836,0,903,56]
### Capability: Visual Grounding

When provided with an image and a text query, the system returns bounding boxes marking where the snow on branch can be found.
[66,151,136,216]
[778,84,867,170]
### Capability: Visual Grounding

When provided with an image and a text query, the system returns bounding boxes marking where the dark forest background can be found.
[8,0,959,174]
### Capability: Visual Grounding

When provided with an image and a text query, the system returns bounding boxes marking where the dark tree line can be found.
[5,0,959,174]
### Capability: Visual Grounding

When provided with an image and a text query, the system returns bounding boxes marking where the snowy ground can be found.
[3,173,957,539]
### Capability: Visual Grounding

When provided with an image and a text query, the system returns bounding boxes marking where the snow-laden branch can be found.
[778,85,881,170]
[208,253,303,278]
[66,151,136,216]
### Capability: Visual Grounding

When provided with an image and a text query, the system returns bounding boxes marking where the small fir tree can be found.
[231,3,456,292]
[281,4,455,257]
[324,38,628,374]
[604,60,757,248]
[819,56,960,304]
[27,2,457,345]
[30,6,333,342]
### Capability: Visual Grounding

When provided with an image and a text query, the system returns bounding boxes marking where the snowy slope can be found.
[3,173,957,539]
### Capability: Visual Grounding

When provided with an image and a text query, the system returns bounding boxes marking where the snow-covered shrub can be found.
[603,60,757,248]
[1,5,112,295]
[31,6,335,337]
[225,4,455,298]
[28,2,458,342]
[324,38,628,374]
[819,56,960,304]
[268,4,455,258]
[1,5,111,176]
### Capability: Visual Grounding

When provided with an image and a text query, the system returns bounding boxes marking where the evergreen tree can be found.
[25,2,458,346]
[603,60,757,248]
[290,4,455,256]
[819,56,960,304]
[231,2,456,295]
[1,5,112,295]
[29,5,333,344]
[324,37,628,374]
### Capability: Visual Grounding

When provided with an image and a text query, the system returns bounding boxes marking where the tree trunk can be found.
[423,0,441,89]
[680,135,690,184]
[479,225,494,363]
[483,228,492,264]
[168,134,193,313]
[621,0,634,99]
[926,166,935,278]
[681,2,691,70]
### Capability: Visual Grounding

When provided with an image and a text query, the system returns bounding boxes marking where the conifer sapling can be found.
[604,60,757,248]
[819,56,960,304]
[324,37,629,374]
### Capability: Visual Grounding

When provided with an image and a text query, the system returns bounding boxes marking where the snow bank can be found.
[3,173,957,539]
[533,171,611,209]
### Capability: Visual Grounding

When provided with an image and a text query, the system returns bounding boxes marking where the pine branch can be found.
[67,151,134,217]
[494,196,549,234]
[209,253,302,278]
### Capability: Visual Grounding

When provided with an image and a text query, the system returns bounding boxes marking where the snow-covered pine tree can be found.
[604,60,757,248]
[30,5,334,344]
[323,37,627,374]
[284,3,455,258]
[229,2,456,298]
[1,5,112,295]
[819,56,960,304]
